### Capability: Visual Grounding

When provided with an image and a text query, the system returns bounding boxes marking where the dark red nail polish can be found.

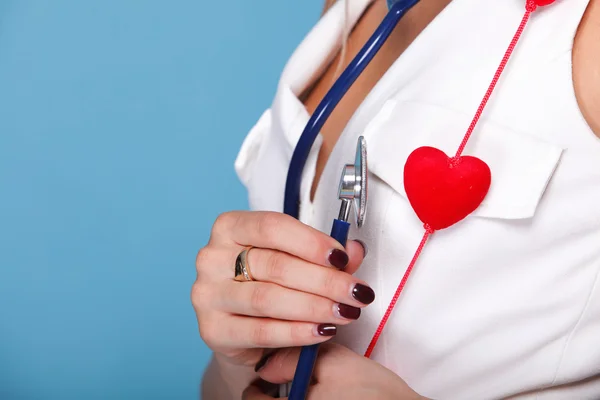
[254,352,275,372]
[317,324,337,336]
[337,304,361,320]
[328,249,349,270]
[352,284,375,305]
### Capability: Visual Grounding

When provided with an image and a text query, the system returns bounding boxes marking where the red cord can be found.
[455,9,532,157]
[364,225,433,358]
[364,5,535,358]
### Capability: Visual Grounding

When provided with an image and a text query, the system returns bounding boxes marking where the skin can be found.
[307,0,600,200]
[573,0,600,136]
[243,344,424,400]
[195,1,600,398]
[194,211,370,399]
[304,0,453,200]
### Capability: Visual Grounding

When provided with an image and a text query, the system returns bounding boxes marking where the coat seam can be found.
[549,260,600,387]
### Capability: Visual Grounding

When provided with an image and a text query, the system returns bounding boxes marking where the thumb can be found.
[255,347,301,384]
[344,239,367,275]
[256,344,359,384]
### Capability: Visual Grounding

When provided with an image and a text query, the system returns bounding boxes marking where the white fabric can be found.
[234,0,600,398]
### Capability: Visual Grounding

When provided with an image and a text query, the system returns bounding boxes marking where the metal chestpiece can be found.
[337,136,368,227]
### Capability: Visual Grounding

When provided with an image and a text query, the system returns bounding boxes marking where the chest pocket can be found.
[363,100,564,220]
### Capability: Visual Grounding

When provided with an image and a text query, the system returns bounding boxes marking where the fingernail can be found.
[316,324,337,336]
[355,240,368,257]
[352,283,375,305]
[254,352,275,372]
[328,249,349,270]
[335,303,361,320]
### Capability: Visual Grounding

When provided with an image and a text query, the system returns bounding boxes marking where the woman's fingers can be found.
[195,210,372,371]
[202,315,336,350]
[210,211,350,270]
[254,347,301,384]
[218,281,362,324]
[256,344,358,384]
[244,248,374,307]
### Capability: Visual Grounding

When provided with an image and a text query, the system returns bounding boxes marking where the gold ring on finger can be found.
[234,246,256,282]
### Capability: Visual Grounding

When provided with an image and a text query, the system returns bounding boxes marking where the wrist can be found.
[204,354,257,400]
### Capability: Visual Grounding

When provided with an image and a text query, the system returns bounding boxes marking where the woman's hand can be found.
[192,211,373,370]
[244,343,426,400]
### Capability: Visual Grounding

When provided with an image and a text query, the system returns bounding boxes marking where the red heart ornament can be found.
[527,0,556,10]
[534,0,556,6]
[403,146,491,231]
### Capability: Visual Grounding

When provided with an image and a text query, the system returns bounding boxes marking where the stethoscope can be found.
[283,0,420,398]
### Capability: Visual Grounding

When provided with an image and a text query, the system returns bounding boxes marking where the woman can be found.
[192,0,600,398]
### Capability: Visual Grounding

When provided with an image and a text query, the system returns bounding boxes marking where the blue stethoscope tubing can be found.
[284,0,421,399]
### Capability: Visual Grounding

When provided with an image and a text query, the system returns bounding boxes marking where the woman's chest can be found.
[325,98,600,398]
[236,0,600,397]
[303,0,452,199]
[305,0,600,206]
[310,2,600,396]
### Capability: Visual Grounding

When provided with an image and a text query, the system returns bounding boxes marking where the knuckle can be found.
[212,212,237,236]
[320,268,340,295]
[305,298,321,321]
[250,285,272,315]
[256,213,283,241]
[264,251,287,281]
[306,234,323,255]
[195,247,211,271]
[290,323,308,345]
[251,320,272,347]
[190,282,211,310]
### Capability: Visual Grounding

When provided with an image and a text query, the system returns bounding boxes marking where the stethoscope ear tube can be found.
[285,1,421,399]
[283,0,420,220]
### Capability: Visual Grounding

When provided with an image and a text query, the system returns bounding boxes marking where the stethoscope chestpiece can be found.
[337,136,368,228]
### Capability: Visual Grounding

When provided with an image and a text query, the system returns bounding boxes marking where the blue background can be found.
[0,1,320,399]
